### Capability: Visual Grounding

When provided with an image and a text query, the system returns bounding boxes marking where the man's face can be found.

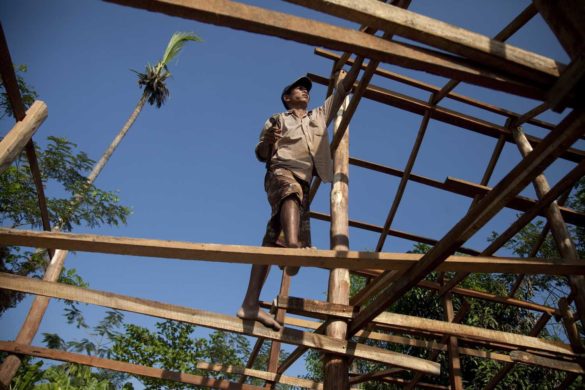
[284,85,310,108]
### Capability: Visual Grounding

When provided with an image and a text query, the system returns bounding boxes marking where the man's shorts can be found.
[261,167,311,248]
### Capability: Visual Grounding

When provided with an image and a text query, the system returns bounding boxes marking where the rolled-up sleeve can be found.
[255,118,273,162]
[322,82,348,125]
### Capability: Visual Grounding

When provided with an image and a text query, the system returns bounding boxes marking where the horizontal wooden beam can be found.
[284,316,515,364]
[1,228,583,275]
[444,177,585,227]
[310,210,480,256]
[348,107,585,335]
[106,0,546,100]
[275,296,355,320]
[0,100,48,174]
[309,73,584,163]
[0,272,440,374]
[373,312,574,357]
[314,48,558,132]
[289,0,562,82]
[324,158,585,232]
[195,361,323,389]
[0,341,264,390]
[510,350,584,374]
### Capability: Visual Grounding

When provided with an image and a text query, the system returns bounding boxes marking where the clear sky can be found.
[0,0,578,384]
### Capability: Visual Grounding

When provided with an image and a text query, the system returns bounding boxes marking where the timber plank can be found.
[283,316,515,364]
[374,312,574,357]
[0,341,263,390]
[1,228,584,275]
[105,0,546,100]
[0,101,48,174]
[510,351,584,374]
[309,73,584,163]
[288,0,562,82]
[0,273,440,375]
[195,362,323,389]
[348,108,585,335]
[444,177,585,227]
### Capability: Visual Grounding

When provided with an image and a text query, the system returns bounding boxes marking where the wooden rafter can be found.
[105,0,547,100]
[287,0,563,83]
[0,272,441,375]
[348,107,585,335]
[1,227,584,275]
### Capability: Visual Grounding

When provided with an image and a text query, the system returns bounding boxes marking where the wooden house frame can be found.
[1,0,584,388]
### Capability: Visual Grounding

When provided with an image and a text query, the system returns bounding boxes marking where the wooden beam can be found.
[510,351,585,374]
[0,101,48,174]
[348,107,585,336]
[559,298,585,353]
[105,0,547,100]
[265,270,291,389]
[309,73,584,163]
[513,127,585,329]
[439,157,585,296]
[0,341,264,390]
[418,280,559,317]
[0,272,441,374]
[444,294,463,390]
[373,312,574,357]
[483,313,552,389]
[310,210,480,256]
[238,338,264,385]
[275,296,355,320]
[195,361,323,389]
[283,316,516,364]
[444,177,585,227]
[533,0,585,60]
[376,107,430,252]
[324,81,351,390]
[2,228,585,275]
[288,0,562,83]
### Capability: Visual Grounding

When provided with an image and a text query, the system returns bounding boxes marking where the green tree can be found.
[112,319,290,389]
[8,310,132,390]
[1,65,131,314]
[304,240,580,388]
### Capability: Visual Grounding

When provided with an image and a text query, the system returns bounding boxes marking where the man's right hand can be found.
[265,125,282,145]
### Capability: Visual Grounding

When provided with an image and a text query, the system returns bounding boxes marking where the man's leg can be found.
[281,196,301,248]
[281,196,302,276]
[237,264,282,330]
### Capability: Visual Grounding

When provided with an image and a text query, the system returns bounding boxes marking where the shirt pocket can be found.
[309,118,324,136]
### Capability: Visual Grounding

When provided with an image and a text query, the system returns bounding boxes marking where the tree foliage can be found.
[112,319,290,389]
[0,64,37,119]
[0,65,131,315]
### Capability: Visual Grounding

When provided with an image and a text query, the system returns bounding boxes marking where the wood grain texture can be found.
[1,228,583,275]
[0,273,440,375]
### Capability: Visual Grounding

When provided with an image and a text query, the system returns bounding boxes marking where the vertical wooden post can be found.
[513,127,585,336]
[324,90,350,390]
[264,271,291,389]
[442,292,463,390]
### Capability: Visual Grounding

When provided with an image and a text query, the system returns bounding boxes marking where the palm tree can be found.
[87,31,201,184]
[0,32,202,385]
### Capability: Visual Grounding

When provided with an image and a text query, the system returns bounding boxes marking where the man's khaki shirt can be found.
[255,84,347,183]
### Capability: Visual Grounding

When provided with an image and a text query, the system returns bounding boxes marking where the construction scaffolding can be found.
[1,0,584,389]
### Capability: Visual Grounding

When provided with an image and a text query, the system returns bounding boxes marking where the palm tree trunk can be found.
[86,92,148,185]
[0,92,149,386]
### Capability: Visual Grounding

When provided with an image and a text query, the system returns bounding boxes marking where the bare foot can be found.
[237,306,282,331]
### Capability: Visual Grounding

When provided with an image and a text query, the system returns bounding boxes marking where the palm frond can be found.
[159,31,202,67]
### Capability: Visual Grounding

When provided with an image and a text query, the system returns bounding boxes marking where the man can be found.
[237,70,356,330]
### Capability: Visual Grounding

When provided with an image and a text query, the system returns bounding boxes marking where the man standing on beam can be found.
[237,68,357,330]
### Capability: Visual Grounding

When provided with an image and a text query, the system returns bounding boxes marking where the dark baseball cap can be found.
[281,76,312,108]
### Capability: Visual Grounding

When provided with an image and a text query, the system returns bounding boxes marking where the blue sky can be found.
[0,0,578,383]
